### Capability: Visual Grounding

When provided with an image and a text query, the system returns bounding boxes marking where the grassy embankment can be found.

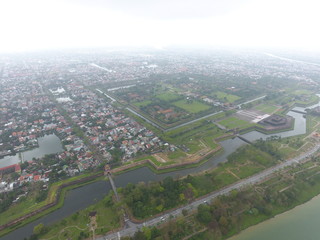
[0,172,104,237]
[38,193,121,240]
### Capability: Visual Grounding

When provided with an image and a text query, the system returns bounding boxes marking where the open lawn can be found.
[156,92,181,102]
[133,100,152,107]
[0,193,45,226]
[165,121,223,154]
[173,100,211,113]
[293,89,313,95]
[231,164,265,179]
[167,149,187,160]
[254,104,279,114]
[218,116,255,129]
[295,95,319,106]
[214,91,241,103]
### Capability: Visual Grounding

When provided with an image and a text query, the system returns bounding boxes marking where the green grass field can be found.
[173,100,211,113]
[293,89,313,95]
[165,120,223,153]
[232,164,265,179]
[167,149,187,159]
[295,94,319,106]
[218,116,255,129]
[0,193,45,226]
[156,92,181,102]
[133,100,152,107]
[255,104,279,114]
[214,91,241,103]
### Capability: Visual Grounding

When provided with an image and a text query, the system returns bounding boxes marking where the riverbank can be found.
[225,156,320,240]
[228,194,320,240]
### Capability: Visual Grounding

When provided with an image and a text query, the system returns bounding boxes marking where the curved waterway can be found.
[0,110,308,240]
[229,195,320,240]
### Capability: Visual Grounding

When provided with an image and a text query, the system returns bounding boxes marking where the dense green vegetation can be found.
[121,142,279,219]
[125,156,320,240]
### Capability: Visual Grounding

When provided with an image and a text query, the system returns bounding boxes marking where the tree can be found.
[219,216,228,228]
[182,209,188,216]
[133,230,147,240]
[142,226,152,240]
[197,204,212,225]
[33,223,45,236]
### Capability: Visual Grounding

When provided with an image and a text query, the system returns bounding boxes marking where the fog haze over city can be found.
[1,0,320,53]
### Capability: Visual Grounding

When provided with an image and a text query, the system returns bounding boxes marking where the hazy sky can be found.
[0,0,320,52]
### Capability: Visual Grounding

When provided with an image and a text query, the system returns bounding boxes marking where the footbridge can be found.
[290,109,307,114]
[105,167,132,227]
[107,172,120,202]
[237,135,253,145]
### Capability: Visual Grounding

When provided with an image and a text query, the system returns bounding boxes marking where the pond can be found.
[0,134,64,168]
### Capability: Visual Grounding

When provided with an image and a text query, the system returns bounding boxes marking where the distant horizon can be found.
[1,0,320,53]
[1,45,320,57]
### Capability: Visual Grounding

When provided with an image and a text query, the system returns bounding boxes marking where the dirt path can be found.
[226,169,241,180]
[42,225,88,240]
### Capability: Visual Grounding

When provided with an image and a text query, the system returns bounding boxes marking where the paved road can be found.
[97,143,320,240]
[164,111,223,132]
[126,107,165,131]
[264,53,320,67]
[237,95,266,108]
[96,89,116,102]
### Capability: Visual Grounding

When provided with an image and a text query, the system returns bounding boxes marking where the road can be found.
[125,107,165,131]
[237,95,266,108]
[264,53,320,67]
[96,89,116,102]
[97,143,320,240]
[164,111,223,132]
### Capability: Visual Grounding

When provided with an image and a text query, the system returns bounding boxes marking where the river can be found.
[229,195,320,240]
[0,134,64,168]
[0,109,309,240]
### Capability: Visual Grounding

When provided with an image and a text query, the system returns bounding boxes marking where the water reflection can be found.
[0,134,63,168]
